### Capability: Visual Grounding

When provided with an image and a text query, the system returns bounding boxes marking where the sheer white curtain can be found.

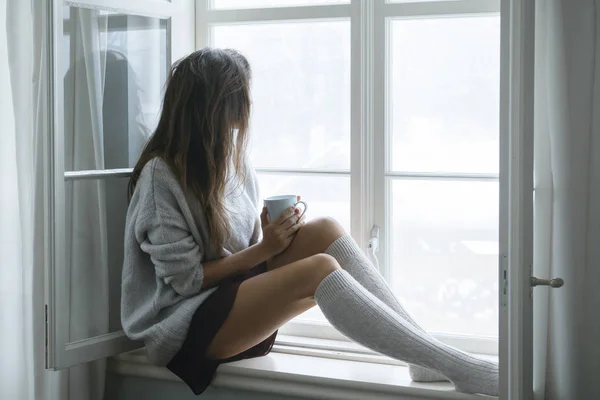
[1,2,108,400]
[0,0,54,399]
[64,8,109,400]
[533,1,600,399]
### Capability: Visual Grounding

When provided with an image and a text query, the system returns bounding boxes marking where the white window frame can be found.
[46,0,195,370]
[196,0,501,357]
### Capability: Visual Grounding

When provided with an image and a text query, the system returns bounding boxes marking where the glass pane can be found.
[390,179,499,337]
[257,173,349,324]
[63,6,168,171]
[212,22,351,170]
[65,178,128,342]
[256,173,350,233]
[212,0,348,9]
[389,16,501,174]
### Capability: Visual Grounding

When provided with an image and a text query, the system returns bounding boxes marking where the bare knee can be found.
[302,217,345,247]
[311,253,341,275]
[310,217,345,236]
[267,218,346,271]
[298,254,341,298]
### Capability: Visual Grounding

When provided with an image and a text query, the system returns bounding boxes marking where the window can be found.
[197,0,501,353]
[46,0,194,370]
[46,0,502,371]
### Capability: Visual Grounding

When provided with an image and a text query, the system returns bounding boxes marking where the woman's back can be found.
[121,157,260,365]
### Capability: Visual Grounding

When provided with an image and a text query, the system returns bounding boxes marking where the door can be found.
[500,1,563,399]
[45,0,194,370]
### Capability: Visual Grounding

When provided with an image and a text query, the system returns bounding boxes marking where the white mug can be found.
[264,195,307,221]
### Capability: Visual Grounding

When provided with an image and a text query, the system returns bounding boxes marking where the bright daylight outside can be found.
[212,19,352,323]
[388,16,500,338]
[211,2,501,343]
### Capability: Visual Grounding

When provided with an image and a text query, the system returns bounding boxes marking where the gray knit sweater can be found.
[121,158,261,366]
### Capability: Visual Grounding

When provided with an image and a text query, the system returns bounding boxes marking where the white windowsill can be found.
[108,337,497,400]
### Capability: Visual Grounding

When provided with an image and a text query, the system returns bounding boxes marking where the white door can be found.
[499,1,564,399]
[45,0,194,370]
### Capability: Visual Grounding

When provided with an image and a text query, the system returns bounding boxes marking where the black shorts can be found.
[166,262,277,395]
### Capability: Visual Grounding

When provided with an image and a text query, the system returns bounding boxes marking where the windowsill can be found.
[108,337,497,400]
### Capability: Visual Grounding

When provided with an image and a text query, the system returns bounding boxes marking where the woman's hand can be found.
[260,206,306,258]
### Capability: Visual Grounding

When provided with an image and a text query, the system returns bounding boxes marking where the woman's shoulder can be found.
[138,157,178,187]
[128,158,188,237]
[134,157,184,206]
[138,156,171,176]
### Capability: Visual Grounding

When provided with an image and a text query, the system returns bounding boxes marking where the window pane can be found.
[212,22,351,170]
[65,177,127,342]
[212,0,348,9]
[390,179,498,337]
[63,7,168,171]
[256,173,350,233]
[389,16,500,174]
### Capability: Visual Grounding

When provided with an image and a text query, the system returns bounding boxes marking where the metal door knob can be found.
[530,277,564,288]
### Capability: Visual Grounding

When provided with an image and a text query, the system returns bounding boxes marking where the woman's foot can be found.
[314,270,499,397]
[409,365,448,382]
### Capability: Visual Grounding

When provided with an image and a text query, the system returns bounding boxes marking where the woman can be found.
[121,48,498,397]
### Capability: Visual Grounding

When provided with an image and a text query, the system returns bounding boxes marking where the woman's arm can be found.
[138,164,304,295]
[202,206,305,289]
[141,215,267,294]
[201,241,270,289]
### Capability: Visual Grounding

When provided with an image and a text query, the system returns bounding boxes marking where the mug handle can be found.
[293,201,308,219]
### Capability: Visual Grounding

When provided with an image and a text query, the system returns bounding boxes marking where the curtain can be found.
[1,2,112,400]
[64,8,109,400]
[533,1,600,399]
[0,0,58,399]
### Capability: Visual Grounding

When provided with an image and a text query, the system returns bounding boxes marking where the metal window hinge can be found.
[500,253,508,309]
[45,304,49,369]
[529,264,534,298]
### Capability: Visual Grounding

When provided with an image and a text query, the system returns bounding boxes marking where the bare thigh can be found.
[205,253,341,360]
[267,217,346,271]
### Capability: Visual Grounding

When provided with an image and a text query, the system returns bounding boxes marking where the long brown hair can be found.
[129,48,252,248]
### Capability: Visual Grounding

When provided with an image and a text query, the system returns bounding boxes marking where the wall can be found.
[104,373,306,400]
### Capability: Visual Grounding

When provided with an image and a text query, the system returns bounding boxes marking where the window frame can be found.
[46,0,195,370]
[196,0,501,356]
[46,0,504,371]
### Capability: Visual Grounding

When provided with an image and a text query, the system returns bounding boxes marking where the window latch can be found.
[368,225,380,269]
[368,225,380,253]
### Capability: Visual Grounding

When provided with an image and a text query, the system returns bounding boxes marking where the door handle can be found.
[530,277,564,288]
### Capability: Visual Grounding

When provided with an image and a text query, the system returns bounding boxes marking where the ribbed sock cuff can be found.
[314,270,355,304]
[324,235,361,262]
